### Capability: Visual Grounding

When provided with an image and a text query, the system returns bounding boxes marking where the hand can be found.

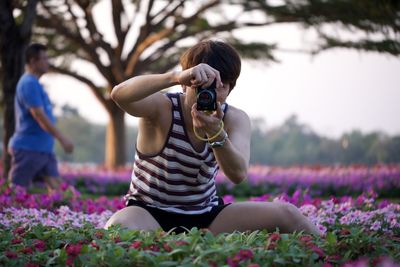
[60,137,74,154]
[191,102,224,139]
[177,63,224,89]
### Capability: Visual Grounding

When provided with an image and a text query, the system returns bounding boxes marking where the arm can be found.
[192,105,251,184]
[111,72,178,119]
[29,107,74,153]
[213,110,251,184]
[111,63,223,119]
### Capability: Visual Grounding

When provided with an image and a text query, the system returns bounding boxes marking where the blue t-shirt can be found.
[9,73,56,153]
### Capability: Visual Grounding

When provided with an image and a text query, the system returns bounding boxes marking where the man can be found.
[8,43,73,191]
[105,40,321,236]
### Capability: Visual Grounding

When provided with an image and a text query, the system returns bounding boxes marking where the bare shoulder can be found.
[224,105,251,130]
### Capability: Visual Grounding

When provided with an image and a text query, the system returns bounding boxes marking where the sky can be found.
[40,5,400,139]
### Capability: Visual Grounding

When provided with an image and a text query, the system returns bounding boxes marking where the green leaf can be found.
[326,232,337,246]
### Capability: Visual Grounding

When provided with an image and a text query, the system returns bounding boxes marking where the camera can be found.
[196,80,217,111]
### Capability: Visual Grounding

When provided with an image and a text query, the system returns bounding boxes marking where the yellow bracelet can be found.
[193,120,225,142]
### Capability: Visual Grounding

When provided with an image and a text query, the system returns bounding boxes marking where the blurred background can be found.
[1,0,400,170]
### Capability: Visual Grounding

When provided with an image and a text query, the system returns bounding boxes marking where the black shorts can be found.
[126,198,231,234]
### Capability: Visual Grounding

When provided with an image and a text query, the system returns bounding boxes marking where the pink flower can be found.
[11,238,23,244]
[227,257,239,267]
[238,249,254,260]
[33,240,46,252]
[299,235,313,243]
[66,243,82,256]
[130,240,142,249]
[163,242,172,252]
[5,250,18,259]
[20,246,34,254]
[269,232,281,242]
[144,244,160,252]
[310,245,324,258]
[13,226,26,235]
[66,256,75,266]
[370,221,381,231]
[223,195,235,204]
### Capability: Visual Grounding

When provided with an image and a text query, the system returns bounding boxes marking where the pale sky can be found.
[40,4,400,139]
[42,48,400,139]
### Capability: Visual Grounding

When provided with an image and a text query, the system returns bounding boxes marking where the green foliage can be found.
[216,181,400,199]
[53,105,137,163]
[1,106,398,165]
[246,0,400,56]
[0,224,398,266]
[250,115,400,165]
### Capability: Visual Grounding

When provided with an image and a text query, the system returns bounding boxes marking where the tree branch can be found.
[111,0,126,54]
[145,0,155,23]
[152,0,183,26]
[75,1,124,82]
[37,3,114,83]
[50,64,113,113]
[124,0,219,76]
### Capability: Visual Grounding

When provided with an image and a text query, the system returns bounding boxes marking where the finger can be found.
[199,69,208,86]
[191,69,203,86]
[211,69,223,88]
[216,102,224,119]
[203,69,216,88]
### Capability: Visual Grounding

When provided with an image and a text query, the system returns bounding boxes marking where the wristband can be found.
[193,120,224,142]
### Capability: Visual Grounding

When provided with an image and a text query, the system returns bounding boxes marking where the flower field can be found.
[1,164,399,266]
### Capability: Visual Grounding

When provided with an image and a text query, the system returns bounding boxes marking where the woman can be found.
[105,40,321,236]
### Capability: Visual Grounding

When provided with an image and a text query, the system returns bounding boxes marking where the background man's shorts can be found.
[9,149,59,187]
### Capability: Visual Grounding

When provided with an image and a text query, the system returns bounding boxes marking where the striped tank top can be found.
[125,92,228,214]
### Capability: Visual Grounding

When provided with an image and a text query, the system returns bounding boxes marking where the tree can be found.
[0,0,39,178]
[32,0,400,168]
[33,0,276,168]
[243,0,400,56]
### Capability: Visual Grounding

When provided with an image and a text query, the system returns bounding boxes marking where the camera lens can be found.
[196,81,217,111]
[197,91,214,105]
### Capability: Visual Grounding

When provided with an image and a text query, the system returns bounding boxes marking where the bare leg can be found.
[209,201,321,236]
[104,206,161,231]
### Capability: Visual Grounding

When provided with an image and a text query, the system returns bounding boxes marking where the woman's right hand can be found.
[177,63,224,89]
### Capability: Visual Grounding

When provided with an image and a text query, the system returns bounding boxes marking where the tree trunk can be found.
[105,107,126,169]
[1,0,38,178]
[0,36,26,179]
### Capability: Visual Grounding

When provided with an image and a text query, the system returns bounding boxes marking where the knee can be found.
[278,202,302,224]
[103,207,160,231]
[104,212,132,230]
[104,215,122,230]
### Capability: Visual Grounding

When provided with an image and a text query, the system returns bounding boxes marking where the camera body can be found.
[196,80,217,111]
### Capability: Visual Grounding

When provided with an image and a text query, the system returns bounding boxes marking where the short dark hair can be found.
[25,43,47,64]
[180,40,241,91]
